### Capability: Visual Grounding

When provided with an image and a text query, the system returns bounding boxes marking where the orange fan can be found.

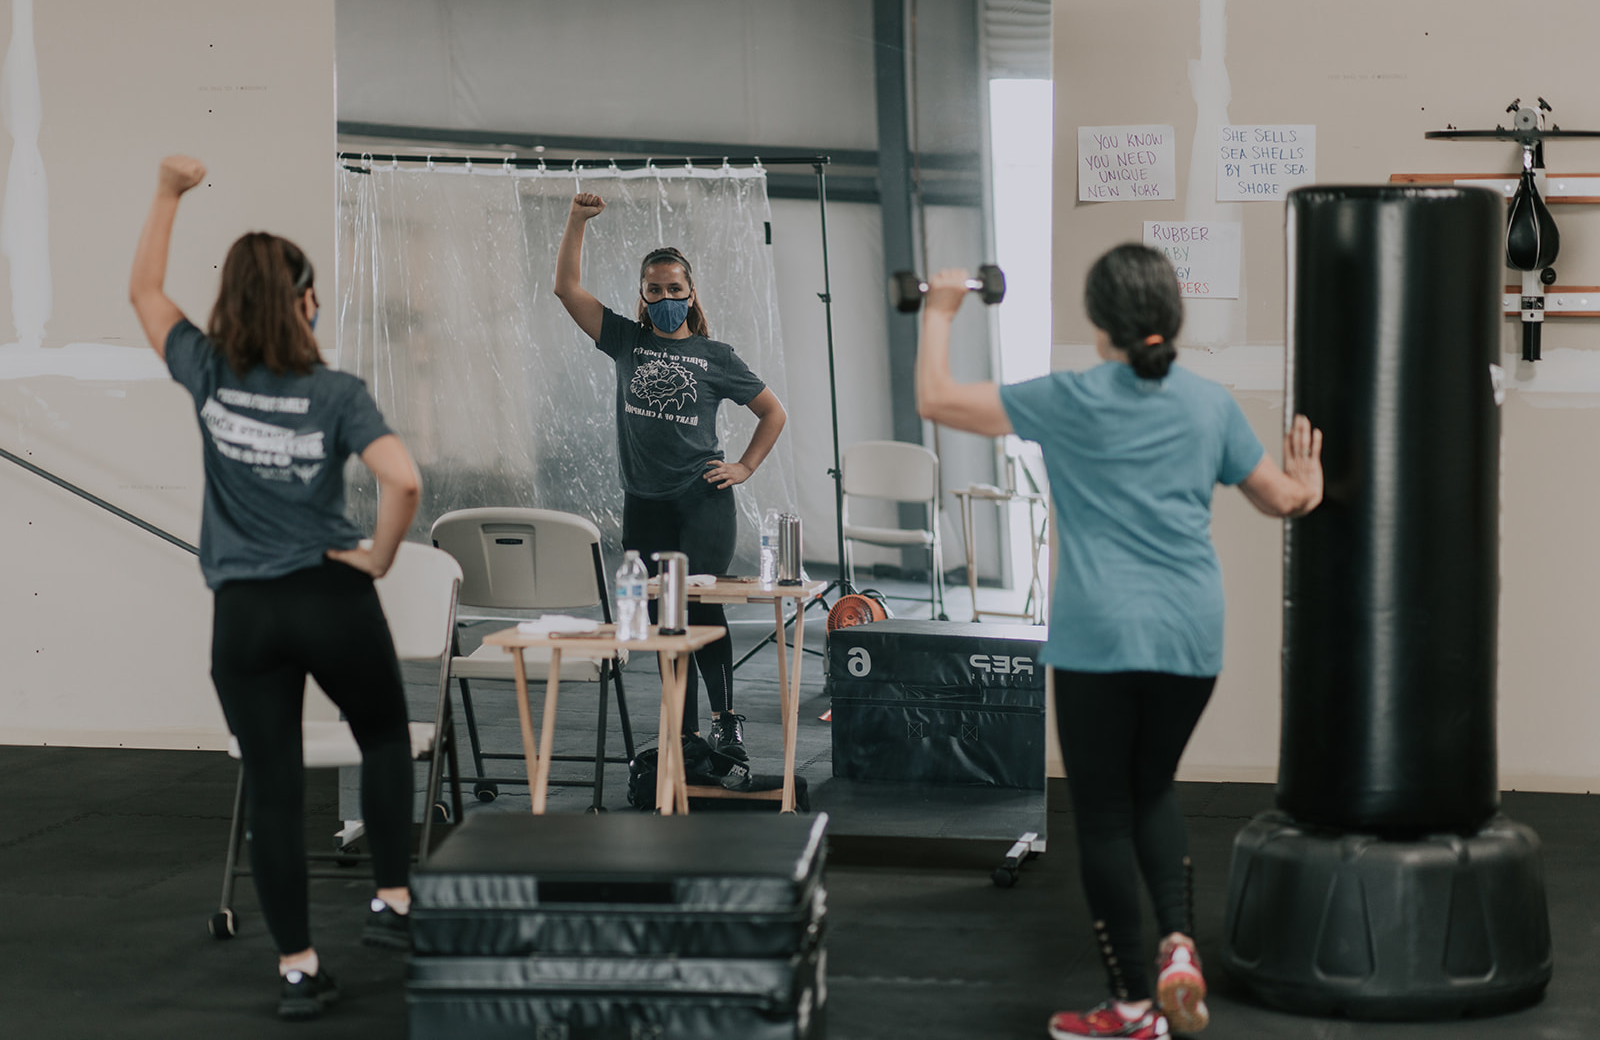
[827,590,890,631]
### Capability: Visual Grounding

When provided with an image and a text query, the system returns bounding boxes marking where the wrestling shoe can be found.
[1156,938,1209,1033]
[362,897,410,950]
[709,712,748,762]
[278,966,340,1021]
[1047,1002,1168,1038]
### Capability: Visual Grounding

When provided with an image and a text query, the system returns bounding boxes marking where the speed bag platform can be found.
[826,620,1046,789]
[1221,812,1551,1019]
[408,812,828,1040]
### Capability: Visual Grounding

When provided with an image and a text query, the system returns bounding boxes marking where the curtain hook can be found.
[464,156,473,174]
[425,155,435,171]
[538,157,547,172]
[503,156,513,174]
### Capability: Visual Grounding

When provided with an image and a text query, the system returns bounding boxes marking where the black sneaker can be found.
[709,713,748,762]
[278,966,339,1021]
[362,898,410,950]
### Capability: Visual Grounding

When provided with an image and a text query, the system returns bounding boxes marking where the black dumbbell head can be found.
[890,270,924,313]
[977,264,1006,305]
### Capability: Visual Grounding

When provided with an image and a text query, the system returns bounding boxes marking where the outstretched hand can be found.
[159,155,206,197]
[1283,413,1324,510]
[924,268,969,319]
[570,193,606,221]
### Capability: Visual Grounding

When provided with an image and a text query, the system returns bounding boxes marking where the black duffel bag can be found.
[628,736,810,812]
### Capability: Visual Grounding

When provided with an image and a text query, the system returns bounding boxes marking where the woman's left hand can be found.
[704,459,753,489]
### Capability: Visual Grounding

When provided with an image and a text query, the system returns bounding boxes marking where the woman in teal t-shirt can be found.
[915,245,1323,1039]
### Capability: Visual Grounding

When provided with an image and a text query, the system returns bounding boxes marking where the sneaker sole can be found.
[278,988,339,1020]
[1157,973,1209,1033]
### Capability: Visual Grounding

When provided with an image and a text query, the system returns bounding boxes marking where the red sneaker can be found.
[1046,1001,1169,1038]
[1156,939,1209,1033]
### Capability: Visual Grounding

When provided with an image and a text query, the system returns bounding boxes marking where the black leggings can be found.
[1053,668,1216,1002]
[623,481,736,735]
[212,560,413,955]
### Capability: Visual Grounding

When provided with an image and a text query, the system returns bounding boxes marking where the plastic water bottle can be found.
[614,550,649,641]
[759,510,781,588]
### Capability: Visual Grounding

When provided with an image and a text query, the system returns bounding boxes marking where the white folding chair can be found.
[842,439,947,619]
[209,542,465,940]
[430,507,634,811]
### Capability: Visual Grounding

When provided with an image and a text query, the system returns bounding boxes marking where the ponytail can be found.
[208,232,321,377]
[1083,243,1183,380]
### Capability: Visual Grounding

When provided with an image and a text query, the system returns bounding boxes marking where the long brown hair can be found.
[208,232,322,376]
[636,246,711,338]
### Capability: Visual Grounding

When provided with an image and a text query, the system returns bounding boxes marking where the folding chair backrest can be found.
[374,541,464,662]
[431,507,604,613]
[843,440,940,504]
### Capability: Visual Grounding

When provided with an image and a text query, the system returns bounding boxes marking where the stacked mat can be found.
[408,812,830,1039]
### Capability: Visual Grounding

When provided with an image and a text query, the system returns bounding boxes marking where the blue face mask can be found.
[645,296,690,333]
[309,309,319,332]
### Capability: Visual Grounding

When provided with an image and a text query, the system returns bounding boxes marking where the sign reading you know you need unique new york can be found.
[1216,125,1316,201]
[1078,125,1177,201]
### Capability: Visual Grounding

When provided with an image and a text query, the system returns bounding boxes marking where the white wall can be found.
[0,0,335,748]
[1055,0,1600,791]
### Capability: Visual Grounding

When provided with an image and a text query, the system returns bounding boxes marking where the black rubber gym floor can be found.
[3,578,1595,1038]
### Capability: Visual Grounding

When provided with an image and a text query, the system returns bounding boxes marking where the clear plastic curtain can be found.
[334,161,798,574]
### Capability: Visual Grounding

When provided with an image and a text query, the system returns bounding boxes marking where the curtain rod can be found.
[337,152,830,171]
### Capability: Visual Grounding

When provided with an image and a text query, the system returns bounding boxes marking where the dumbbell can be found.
[889,264,1006,314]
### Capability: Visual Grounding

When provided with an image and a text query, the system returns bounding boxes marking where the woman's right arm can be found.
[1239,414,1324,518]
[553,193,607,341]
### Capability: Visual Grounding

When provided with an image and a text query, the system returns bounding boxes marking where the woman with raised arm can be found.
[554,191,787,762]
[130,156,422,1021]
[915,244,1323,1039]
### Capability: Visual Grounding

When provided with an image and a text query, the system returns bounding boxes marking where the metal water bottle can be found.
[652,550,689,635]
[777,513,802,585]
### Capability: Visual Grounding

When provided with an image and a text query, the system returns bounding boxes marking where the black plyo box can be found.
[411,812,828,958]
[827,620,1046,789]
[407,812,829,1040]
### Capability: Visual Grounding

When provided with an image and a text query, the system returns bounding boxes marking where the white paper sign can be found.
[1143,221,1242,298]
[1216,125,1316,201]
[1078,125,1177,201]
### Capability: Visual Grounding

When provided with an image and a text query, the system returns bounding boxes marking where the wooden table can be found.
[952,485,1048,624]
[480,624,726,815]
[672,578,829,812]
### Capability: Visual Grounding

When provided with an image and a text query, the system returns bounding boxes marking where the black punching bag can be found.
[1279,185,1503,835]
[1221,186,1551,1020]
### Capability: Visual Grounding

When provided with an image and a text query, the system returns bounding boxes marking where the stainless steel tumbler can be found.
[652,550,689,634]
[777,513,802,585]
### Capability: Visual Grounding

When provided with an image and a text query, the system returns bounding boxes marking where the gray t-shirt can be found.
[165,319,393,590]
[596,307,766,499]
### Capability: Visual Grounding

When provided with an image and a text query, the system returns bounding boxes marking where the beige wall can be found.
[0,0,335,748]
[1054,0,1600,790]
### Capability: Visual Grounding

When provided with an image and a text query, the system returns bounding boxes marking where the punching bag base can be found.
[1221,811,1551,1020]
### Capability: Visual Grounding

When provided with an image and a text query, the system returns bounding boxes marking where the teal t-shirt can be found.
[999,362,1264,676]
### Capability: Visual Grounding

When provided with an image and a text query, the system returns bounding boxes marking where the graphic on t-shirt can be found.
[630,358,699,412]
[200,397,326,482]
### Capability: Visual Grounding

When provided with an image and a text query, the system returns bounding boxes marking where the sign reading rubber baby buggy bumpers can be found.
[1143,221,1242,299]
[1078,125,1177,201]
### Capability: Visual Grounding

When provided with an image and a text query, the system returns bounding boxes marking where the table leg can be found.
[962,493,980,622]
[667,652,692,814]
[531,649,562,814]
[655,657,676,814]
[510,649,540,818]
[781,600,805,812]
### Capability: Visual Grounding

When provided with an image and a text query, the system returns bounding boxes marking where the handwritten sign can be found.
[1078,125,1176,201]
[1143,221,1241,298]
[1216,125,1315,201]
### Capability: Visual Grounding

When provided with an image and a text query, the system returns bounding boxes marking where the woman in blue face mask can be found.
[555,192,788,761]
